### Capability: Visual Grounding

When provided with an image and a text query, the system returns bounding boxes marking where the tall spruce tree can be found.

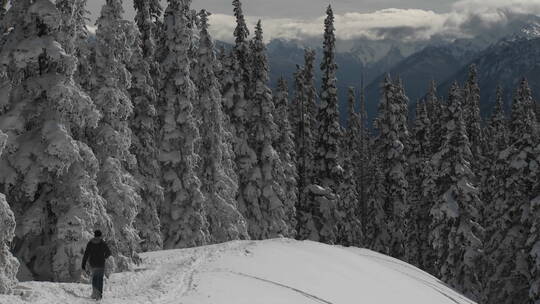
[485,79,538,304]
[195,10,248,242]
[530,143,540,303]
[159,0,208,249]
[292,49,318,207]
[239,21,295,239]
[357,80,371,240]
[463,64,484,161]
[296,6,343,244]
[365,156,391,254]
[0,131,18,294]
[221,2,257,239]
[425,80,443,154]
[92,0,143,265]
[0,0,113,281]
[274,77,298,233]
[130,0,164,251]
[314,5,343,192]
[481,87,509,227]
[485,80,538,304]
[406,100,433,268]
[336,87,362,246]
[373,76,409,258]
[429,82,484,301]
[232,0,250,85]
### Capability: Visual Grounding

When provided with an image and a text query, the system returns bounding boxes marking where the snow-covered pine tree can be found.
[373,75,409,259]
[429,82,483,301]
[158,0,209,249]
[406,100,433,268]
[56,0,95,92]
[357,80,371,240]
[303,49,319,143]
[91,0,143,266]
[274,77,298,233]
[296,6,344,245]
[0,0,113,281]
[485,87,509,163]
[292,49,318,207]
[530,143,540,303]
[133,0,162,60]
[425,80,444,154]
[364,156,391,255]
[0,131,18,294]
[481,86,509,227]
[336,87,362,247]
[130,0,164,252]
[195,10,248,243]
[485,79,538,304]
[232,0,250,86]
[314,5,343,192]
[238,20,295,239]
[290,65,304,161]
[463,65,484,164]
[219,2,257,239]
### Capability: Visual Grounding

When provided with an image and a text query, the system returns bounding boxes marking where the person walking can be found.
[82,230,112,300]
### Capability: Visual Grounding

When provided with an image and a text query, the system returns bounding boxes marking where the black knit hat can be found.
[94,230,102,238]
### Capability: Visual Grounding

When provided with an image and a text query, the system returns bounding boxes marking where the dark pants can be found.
[91,268,105,298]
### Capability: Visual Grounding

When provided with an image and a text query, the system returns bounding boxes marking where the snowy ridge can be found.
[0,239,475,304]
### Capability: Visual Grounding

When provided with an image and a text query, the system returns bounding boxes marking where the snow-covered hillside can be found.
[0,239,475,304]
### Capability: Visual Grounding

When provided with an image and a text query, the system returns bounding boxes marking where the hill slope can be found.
[0,239,475,304]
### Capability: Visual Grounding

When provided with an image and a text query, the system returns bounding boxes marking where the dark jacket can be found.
[82,237,112,269]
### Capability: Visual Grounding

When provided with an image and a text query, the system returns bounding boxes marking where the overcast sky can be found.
[87,0,540,42]
[87,0,455,20]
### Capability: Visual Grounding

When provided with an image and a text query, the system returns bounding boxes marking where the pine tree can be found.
[0,0,113,281]
[0,131,18,294]
[274,77,298,233]
[91,0,143,265]
[336,87,362,246]
[130,0,164,252]
[425,80,444,154]
[484,79,538,304]
[429,82,484,301]
[292,49,318,207]
[314,5,343,192]
[406,100,433,268]
[220,2,257,239]
[232,0,250,85]
[290,65,304,161]
[133,0,162,60]
[295,6,344,244]
[357,80,371,240]
[195,10,248,243]
[365,156,391,254]
[238,21,295,239]
[463,65,484,161]
[56,0,95,91]
[530,143,540,303]
[482,86,509,226]
[159,0,208,249]
[373,76,409,258]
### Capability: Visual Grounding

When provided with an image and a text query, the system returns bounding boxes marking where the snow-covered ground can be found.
[0,239,475,304]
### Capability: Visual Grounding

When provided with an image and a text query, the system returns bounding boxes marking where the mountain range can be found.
[262,16,540,125]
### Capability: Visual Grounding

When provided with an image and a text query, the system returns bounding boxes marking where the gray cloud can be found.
[85,0,540,43]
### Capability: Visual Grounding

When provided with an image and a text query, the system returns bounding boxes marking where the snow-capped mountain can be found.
[363,38,483,120]
[262,15,540,124]
[0,239,476,304]
[439,26,540,116]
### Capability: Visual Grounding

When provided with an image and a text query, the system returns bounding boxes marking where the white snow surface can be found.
[0,239,475,304]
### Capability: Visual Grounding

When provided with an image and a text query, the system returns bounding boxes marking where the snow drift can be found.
[0,239,475,304]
